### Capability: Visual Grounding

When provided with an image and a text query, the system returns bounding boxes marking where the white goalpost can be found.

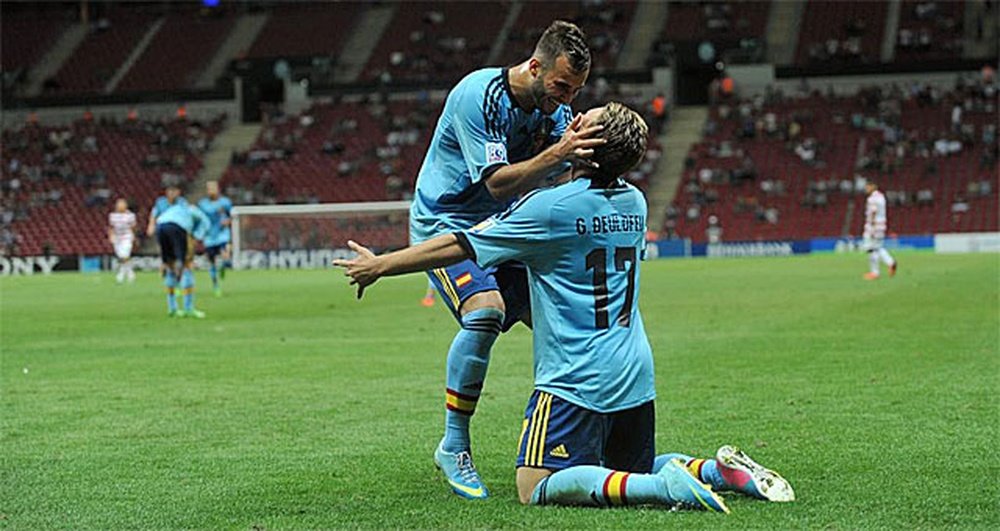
[230,201,411,270]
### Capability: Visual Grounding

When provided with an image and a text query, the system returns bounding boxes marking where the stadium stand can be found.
[117,9,236,92]
[2,0,995,260]
[895,0,965,63]
[662,0,771,41]
[222,81,664,208]
[497,0,637,73]
[50,8,157,94]
[795,0,887,66]
[665,77,998,243]
[246,3,365,59]
[361,1,508,85]
[1,114,225,255]
[0,9,70,74]
[222,97,436,205]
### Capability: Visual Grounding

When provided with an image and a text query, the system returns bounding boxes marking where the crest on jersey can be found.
[485,142,507,164]
[471,219,495,233]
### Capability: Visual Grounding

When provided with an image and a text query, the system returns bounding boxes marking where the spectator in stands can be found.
[794,138,818,165]
[951,104,963,133]
[916,188,934,206]
[1,227,21,256]
[764,206,779,225]
[951,193,970,214]
[982,144,998,169]
[706,215,723,244]
[651,93,667,130]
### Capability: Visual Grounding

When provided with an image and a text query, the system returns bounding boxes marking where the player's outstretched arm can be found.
[485,114,604,201]
[333,235,471,299]
[146,208,157,237]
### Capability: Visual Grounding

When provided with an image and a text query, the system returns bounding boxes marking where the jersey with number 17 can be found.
[458,177,655,414]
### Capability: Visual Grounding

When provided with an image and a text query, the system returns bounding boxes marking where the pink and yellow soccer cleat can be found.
[716,445,795,502]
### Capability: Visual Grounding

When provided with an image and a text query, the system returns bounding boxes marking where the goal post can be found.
[230,201,411,270]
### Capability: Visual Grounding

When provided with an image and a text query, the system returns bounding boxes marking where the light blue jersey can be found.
[459,178,654,413]
[189,205,210,242]
[197,196,233,247]
[152,196,193,233]
[410,67,573,244]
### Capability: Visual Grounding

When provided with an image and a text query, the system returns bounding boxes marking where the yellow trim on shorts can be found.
[432,268,460,309]
[525,392,553,467]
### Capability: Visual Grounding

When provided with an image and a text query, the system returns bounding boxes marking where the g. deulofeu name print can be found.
[576,214,645,235]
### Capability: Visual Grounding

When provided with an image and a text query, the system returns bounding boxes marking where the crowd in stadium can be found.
[1,0,998,257]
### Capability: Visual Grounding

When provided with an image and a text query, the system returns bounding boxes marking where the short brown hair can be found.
[590,102,648,185]
[533,20,591,74]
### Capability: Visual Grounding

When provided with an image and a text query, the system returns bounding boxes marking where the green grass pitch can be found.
[2,251,997,529]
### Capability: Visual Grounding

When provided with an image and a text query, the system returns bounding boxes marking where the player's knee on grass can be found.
[517,467,553,505]
[459,290,505,317]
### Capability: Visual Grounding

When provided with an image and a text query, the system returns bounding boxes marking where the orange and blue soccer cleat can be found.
[434,441,488,499]
[659,458,730,513]
[716,445,795,502]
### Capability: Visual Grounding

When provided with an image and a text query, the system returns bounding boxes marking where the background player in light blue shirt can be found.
[335,103,794,511]
[408,20,606,499]
[198,180,233,297]
[145,184,210,318]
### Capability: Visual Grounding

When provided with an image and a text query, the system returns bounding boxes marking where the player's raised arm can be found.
[333,235,471,299]
[484,114,605,201]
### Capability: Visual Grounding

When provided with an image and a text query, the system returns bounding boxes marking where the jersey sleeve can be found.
[452,85,509,183]
[549,105,572,144]
[543,106,573,182]
[190,206,211,241]
[457,190,571,268]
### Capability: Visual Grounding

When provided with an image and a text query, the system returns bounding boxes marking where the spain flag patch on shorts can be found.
[455,272,473,288]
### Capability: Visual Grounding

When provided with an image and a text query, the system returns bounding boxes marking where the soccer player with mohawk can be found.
[336,103,794,511]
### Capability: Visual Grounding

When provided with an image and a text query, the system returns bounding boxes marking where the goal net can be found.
[230,201,411,270]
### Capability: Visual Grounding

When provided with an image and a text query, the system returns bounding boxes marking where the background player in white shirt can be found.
[862,181,897,280]
[108,198,137,283]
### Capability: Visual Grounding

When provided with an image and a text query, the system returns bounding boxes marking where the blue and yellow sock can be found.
[441,307,503,453]
[180,269,195,312]
[530,466,672,507]
[164,270,178,313]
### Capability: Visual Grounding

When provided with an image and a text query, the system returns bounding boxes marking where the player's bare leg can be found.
[421,280,436,307]
[864,250,880,280]
[878,248,897,277]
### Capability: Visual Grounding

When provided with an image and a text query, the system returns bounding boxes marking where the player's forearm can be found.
[485,147,564,201]
[375,234,471,277]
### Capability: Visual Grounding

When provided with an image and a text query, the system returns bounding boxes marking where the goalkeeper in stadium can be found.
[405,20,604,498]
[335,102,794,511]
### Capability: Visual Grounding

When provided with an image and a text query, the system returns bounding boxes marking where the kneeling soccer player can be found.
[335,103,793,511]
